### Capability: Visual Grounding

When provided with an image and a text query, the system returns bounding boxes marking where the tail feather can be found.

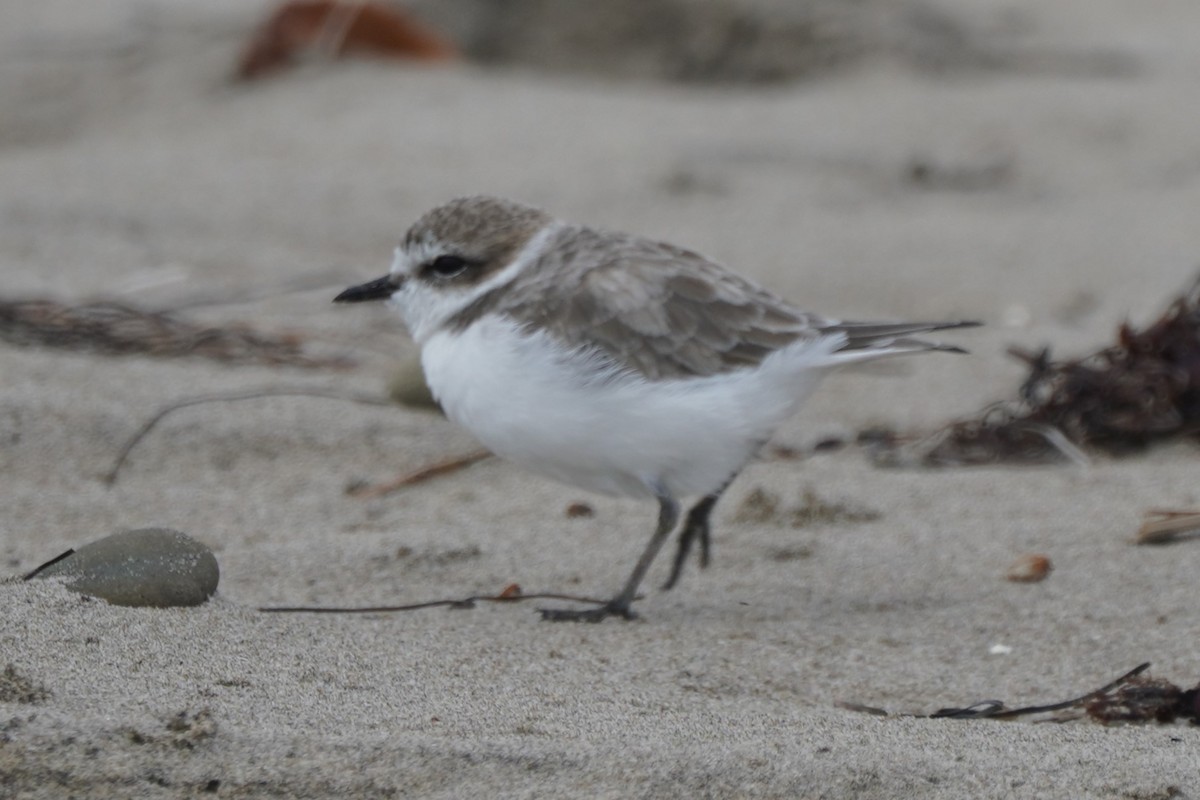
[819,319,980,364]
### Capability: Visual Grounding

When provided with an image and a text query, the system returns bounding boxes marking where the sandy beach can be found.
[3,0,1200,796]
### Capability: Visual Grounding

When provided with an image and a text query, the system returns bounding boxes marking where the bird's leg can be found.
[540,494,680,623]
[662,478,733,590]
[660,493,717,590]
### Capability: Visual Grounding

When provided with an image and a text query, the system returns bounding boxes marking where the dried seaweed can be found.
[840,663,1200,725]
[0,298,350,369]
[871,276,1200,466]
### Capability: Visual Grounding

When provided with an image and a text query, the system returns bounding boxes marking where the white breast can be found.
[420,314,842,500]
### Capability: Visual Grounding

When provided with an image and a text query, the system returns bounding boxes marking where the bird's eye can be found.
[424,255,469,280]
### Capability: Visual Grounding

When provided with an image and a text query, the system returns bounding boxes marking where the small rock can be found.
[1005,553,1052,583]
[387,355,440,411]
[27,528,219,607]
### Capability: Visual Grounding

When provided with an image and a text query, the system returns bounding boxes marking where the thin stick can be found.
[104,387,395,485]
[259,590,621,614]
[348,449,492,497]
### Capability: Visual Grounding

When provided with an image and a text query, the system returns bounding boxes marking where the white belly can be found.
[420,315,838,500]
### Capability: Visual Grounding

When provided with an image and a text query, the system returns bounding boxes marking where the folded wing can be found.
[500,228,977,380]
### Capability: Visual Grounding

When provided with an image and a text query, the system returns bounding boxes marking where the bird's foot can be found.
[538,599,638,623]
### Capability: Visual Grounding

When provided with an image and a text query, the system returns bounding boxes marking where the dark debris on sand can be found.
[841,663,1200,725]
[869,275,1200,466]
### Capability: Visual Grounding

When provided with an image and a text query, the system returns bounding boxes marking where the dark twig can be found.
[22,549,76,580]
[104,388,395,485]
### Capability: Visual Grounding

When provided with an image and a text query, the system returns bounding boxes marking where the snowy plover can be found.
[336,196,976,622]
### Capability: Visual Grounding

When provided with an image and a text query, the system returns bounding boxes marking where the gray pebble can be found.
[28,528,219,607]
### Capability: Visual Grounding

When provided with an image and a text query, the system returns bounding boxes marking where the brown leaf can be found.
[236,1,458,81]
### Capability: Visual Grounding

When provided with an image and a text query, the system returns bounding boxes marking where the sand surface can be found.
[3,1,1200,796]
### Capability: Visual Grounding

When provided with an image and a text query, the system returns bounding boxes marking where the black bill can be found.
[333,275,396,303]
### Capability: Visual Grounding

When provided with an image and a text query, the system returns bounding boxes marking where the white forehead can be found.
[390,238,444,277]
